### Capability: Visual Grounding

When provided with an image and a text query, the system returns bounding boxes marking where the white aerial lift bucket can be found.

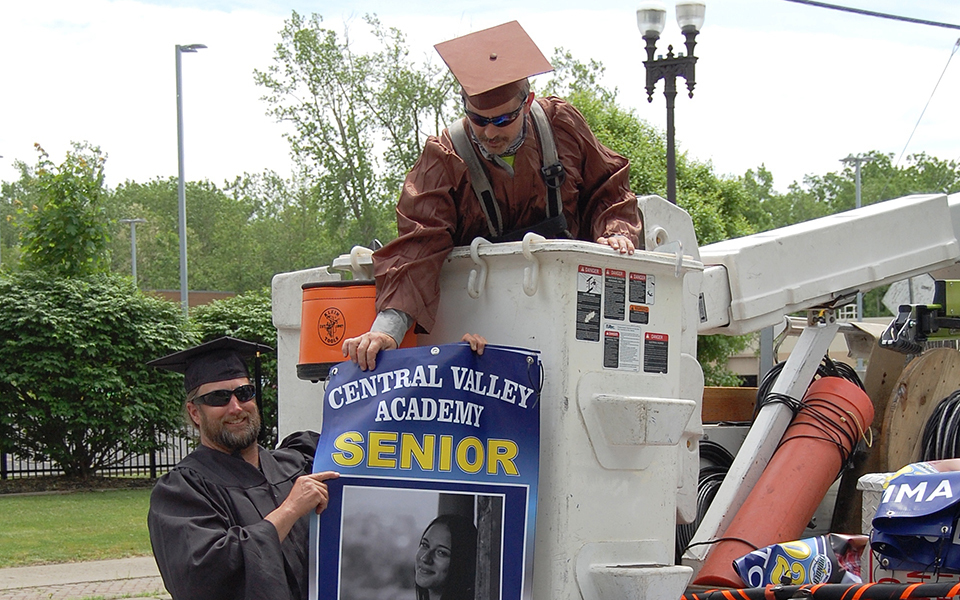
[417,235,704,600]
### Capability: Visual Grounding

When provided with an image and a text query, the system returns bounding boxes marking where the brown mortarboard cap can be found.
[148,336,273,393]
[435,21,553,110]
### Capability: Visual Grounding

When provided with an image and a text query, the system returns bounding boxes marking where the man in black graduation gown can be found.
[147,337,338,600]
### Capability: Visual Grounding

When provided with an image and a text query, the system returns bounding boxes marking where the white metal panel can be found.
[423,240,702,599]
[697,265,732,331]
[637,194,701,261]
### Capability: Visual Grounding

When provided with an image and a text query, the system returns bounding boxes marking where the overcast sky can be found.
[2,0,959,194]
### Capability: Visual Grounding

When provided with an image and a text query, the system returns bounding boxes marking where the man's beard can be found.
[200,407,261,452]
[474,120,526,158]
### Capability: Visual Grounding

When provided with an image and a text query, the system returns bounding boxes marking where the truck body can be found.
[272,192,960,598]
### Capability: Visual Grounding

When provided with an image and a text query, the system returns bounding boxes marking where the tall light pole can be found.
[176,43,206,316]
[119,218,147,286]
[840,154,874,320]
[637,1,706,205]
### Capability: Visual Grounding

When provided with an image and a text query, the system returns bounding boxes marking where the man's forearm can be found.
[370,308,413,345]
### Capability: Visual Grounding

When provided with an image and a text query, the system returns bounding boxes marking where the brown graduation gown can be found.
[373,96,642,332]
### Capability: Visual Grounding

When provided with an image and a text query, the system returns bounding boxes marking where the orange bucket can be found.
[297,280,415,381]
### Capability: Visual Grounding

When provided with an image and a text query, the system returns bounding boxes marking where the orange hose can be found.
[693,377,875,587]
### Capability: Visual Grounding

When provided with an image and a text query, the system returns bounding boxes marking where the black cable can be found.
[779,397,860,477]
[754,355,865,420]
[755,361,786,417]
[782,0,960,31]
[678,358,868,563]
[920,390,960,461]
[676,441,737,563]
[683,537,760,552]
[699,439,735,467]
[921,393,954,460]
[755,355,868,481]
[881,38,960,201]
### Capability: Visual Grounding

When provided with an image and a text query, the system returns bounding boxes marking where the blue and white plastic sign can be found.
[870,467,960,573]
[309,343,541,600]
[875,470,960,529]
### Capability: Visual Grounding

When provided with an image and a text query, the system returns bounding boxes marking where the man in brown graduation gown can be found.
[147,337,338,600]
[343,21,642,370]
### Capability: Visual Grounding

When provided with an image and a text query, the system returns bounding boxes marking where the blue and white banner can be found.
[310,342,541,600]
[871,468,960,573]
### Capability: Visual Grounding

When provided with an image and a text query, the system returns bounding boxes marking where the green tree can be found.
[107,177,181,290]
[108,176,277,294]
[254,12,457,248]
[1,174,27,271]
[13,143,111,276]
[191,289,279,446]
[737,165,776,233]
[222,170,345,281]
[749,151,960,232]
[0,272,192,477]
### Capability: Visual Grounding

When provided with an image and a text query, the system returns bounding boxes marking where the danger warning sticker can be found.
[576,265,602,342]
[603,324,641,371]
[630,272,655,305]
[629,305,649,324]
[603,268,626,321]
[643,332,668,373]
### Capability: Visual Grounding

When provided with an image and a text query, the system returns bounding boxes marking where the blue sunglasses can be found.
[463,100,526,128]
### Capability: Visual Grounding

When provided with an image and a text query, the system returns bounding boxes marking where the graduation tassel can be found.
[255,350,266,445]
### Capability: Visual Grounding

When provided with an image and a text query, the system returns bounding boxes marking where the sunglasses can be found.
[194,384,257,407]
[463,100,526,128]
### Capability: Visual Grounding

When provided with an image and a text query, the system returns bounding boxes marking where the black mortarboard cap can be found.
[148,336,273,393]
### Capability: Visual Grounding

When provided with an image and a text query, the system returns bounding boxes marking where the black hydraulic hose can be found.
[920,390,960,461]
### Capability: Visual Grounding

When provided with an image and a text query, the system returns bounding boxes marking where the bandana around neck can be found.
[471,117,528,161]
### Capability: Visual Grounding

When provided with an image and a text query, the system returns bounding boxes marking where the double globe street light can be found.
[637,1,706,205]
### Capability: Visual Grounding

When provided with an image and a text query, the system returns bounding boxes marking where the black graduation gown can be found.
[148,431,320,600]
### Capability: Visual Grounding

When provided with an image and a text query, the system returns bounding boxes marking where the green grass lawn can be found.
[0,489,153,567]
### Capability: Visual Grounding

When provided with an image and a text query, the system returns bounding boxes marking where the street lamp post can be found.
[119,218,147,286]
[176,43,206,316]
[637,1,706,205]
[840,153,874,322]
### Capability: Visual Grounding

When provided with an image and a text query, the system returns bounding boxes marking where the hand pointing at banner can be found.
[265,470,339,542]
